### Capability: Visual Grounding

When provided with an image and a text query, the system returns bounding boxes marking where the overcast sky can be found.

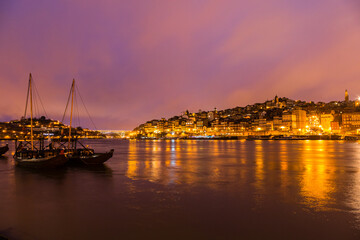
[1,0,360,129]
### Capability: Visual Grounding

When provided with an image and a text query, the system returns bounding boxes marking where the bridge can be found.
[98,130,130,138]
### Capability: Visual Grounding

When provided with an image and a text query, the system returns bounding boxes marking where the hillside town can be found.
[2,90,360,140]
[132,90,360,139]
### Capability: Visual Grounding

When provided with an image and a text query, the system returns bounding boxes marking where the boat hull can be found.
[14,154,68,168]
[0,145,9,155]
[67,149,114,165]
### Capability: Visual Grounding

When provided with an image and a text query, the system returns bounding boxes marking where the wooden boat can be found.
[67,147,114,165]
[62,79,114,165]
[13,73,68,168]
[14,144,67,168]
[0,144,9,155]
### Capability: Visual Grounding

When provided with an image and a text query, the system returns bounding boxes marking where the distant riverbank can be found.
[133,134,359,141]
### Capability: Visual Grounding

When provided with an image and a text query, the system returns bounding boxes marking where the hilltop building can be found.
[345,89,349,102]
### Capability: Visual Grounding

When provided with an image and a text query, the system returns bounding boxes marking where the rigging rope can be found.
[24,78,30,118]
[32,80,48,118]
[33,92,38,118]
[74,90,81,128]
[75,84,97,130]
[61,84,73,123]
[23,75,49,119]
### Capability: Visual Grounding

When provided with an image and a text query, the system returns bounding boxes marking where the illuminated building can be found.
[186,119,195,128]
[273,116,284,130]
[207,112,214,121]
[308,115,321,132]
[320,114,334,132]
[196,120,204,127]
[282,112,296,130]
[292,109,307,131]
[355,98,360,108]
[330,121,340,133]
[342,113,360,130]
[252,118,268,131]
[130,91,360,138]
[228,122,248,134]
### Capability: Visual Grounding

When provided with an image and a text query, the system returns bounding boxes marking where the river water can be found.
[1,139,360,239]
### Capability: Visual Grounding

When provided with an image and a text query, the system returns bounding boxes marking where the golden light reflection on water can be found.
[254,141,265,202]
[2,140,360,239]
[126,140,138,179]
[299,141,336,210]
[348,142,360,220]
[279,141,290,200]
[125,140,360,213]
[279,141,288,172]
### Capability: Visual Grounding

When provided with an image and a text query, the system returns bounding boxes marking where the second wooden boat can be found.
[67,147,114,165]
[0,144,9,156]
[61,79,114,165]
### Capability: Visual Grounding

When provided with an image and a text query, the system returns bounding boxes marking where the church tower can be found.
[345,90,349,102]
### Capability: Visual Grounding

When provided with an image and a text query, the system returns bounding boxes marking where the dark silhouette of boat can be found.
[13,74,68,169]
[14,144,67,168]
[67,145,114,165]
[272,135,309,140]
[52,138,114,165]
[247,135,273,140]
[0,144,9,155]
[61,79,114,165]
[344,135,358,141]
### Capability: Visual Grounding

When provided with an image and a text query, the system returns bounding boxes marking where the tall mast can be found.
[24,75,30,118]
[68,79,75,148]
[29,74,34,150]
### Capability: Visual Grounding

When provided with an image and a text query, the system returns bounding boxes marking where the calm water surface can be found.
[1,139,360,239]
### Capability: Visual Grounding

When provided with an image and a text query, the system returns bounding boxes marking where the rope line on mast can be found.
[24,76,30,118]
[62,83,73,123]
[24,74,49,119]
[32,80,48,118]
[62,80,98,131]
[68,79,75,149]
[33,90,39,117]
[74,90,81,128]
[75,84,97,130]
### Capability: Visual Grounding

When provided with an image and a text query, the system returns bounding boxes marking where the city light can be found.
[2,92,360,140]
